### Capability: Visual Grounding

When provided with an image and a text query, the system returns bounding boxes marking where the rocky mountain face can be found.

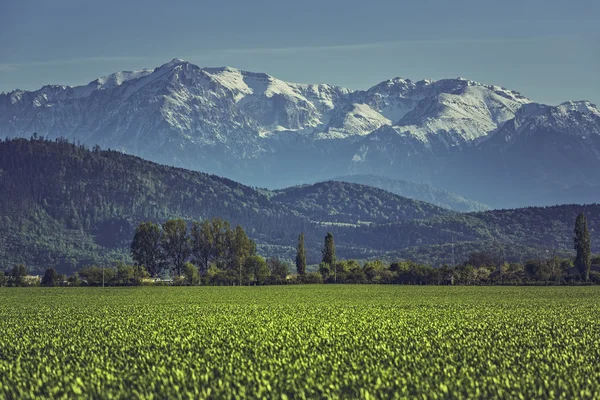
[1,59,598,208]
[432,101,600,207]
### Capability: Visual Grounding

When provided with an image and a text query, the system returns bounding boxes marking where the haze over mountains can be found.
[2,59,599,208]
[333,174,490,212]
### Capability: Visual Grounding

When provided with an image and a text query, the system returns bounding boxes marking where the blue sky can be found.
[1,0,598,105]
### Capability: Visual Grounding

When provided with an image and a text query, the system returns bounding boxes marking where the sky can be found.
[1,0,598,105]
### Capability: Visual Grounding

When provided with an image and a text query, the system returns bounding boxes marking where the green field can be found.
[1,286,600,399]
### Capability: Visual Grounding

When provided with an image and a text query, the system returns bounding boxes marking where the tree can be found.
[41,268,60,286]
[131,222,164,277]
[267,257,290,283]
[295,233,306,276]
[230,225,256,284]
[318,262,331,281]
[183,262,199,285]
[115,263,147,286]
[115,263,135,285]
[363,260,387,283]
[211,218,231,265]
[191,220,214,275]
[162,219,191,278]
[322,232,336,282]
[78,266,114,286]
[10,264,27,286]
[574,212,592,281]
[243,255,269,285]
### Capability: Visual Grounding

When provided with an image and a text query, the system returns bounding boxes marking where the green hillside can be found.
[0,138,597,273]
[334,174,490,212]
[271,181,451,225]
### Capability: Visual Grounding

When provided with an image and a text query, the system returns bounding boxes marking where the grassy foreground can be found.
[1,286,600,399]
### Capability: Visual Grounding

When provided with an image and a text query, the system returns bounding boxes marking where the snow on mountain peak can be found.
[0,58,561,152]
[558,100,600,117]
[160,58,188,68]
[90,69,154,90]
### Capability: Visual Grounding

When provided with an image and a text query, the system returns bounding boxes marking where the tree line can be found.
[1,213,597,286]
[127,217,290,285]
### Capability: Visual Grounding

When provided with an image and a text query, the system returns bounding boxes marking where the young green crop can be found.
[1,286,599,398]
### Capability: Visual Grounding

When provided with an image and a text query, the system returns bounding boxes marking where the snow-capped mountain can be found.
[1,58,599,208]
[433,100,600,207]
[0,58,528,147]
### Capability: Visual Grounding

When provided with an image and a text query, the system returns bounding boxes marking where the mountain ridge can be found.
[331,174,490,212]
[2,59,599,208]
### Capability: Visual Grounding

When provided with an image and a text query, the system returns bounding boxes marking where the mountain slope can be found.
[271,181,452,225]
[0,59,545,199]
[0,60,526,146]
[338,204,600,265]
[3,59,599,209]
[433,101,600,207]
[7,59,598,209]
[0,138,450,271]
[333,174,489,212]
[0,140,598,273]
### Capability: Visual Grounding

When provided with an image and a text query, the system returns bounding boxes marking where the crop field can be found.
[1,286,600,399]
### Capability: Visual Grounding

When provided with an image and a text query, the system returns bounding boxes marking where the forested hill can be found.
[0,138,598,273]
[271,181,451,224]
[333,174,490,212]
[0,138,448,271]
[338,204,600,265]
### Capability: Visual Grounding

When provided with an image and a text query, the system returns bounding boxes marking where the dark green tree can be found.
[131,222,164,277]
[41,267,60,286]
[295,232,306,276]
[10,264,27,286]
[162,219,190,278]
[318,262,332,281]
[322,232,336,266]
[574,212,592,281]
[322,232,336,281]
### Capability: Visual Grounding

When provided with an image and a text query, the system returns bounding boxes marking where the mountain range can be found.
[0,139,597,274]
[1,59,599,208]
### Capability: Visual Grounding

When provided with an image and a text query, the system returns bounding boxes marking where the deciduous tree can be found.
[131,222,164,277]
[268,257,289,283]
[41,268,60,286]
[191,220,214,274]
[162,219,190,278]
[10,264,27,286]
[183,262,199,285]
